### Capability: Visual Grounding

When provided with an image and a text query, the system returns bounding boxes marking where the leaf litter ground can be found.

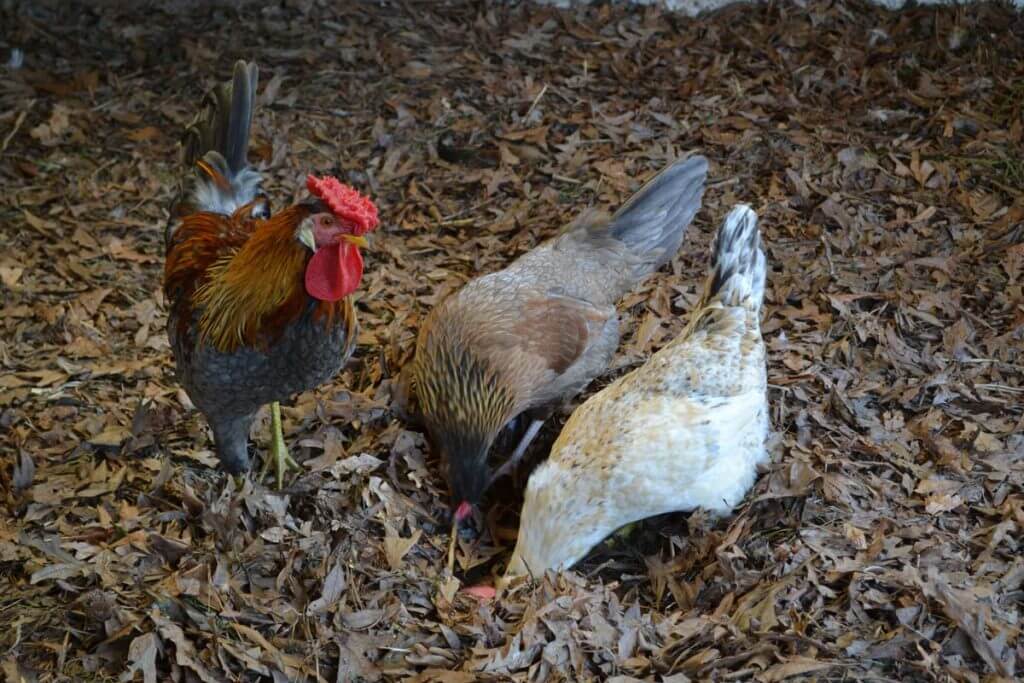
[1,1,1022,681]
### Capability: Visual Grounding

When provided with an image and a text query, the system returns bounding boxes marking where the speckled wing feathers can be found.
[699,204,766,312]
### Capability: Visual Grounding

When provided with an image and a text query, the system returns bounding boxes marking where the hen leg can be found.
[488,418,544,487]
[259,402,301,489]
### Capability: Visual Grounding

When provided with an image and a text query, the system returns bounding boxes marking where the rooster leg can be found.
[489,418,544,487]
[258,402,301,489]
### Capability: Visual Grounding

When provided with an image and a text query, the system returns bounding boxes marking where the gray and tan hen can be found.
[403,156,708,520]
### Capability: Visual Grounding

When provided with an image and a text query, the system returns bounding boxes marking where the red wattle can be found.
[305,242,363,302]
[454,501,473,522]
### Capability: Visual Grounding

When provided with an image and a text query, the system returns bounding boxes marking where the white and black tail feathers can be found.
[701,205,765,313]
[172,61,264,232]
[603,155,708,274]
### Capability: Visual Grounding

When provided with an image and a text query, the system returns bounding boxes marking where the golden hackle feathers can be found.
[165,204,351,353]
[192,226,307,351]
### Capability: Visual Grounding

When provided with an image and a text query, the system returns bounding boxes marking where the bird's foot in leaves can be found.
[258,402,301,489]
[260,440,300,490]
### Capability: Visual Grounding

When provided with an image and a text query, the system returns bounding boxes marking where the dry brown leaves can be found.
[1,0,1022,681]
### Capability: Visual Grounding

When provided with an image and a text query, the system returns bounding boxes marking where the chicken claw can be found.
[259,402,301,489]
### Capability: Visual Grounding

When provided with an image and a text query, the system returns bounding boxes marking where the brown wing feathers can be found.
[514,296,611,375]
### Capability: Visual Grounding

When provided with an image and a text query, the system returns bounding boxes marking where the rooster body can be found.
[505,205,768,580]
[167,286,356,473]
[165,62,375,482]
[408,156,708,514]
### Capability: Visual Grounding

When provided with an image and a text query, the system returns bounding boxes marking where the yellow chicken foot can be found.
[259,402,301,489]
[488,419,544,487]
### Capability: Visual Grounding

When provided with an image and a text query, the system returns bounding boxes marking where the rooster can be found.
[501,205,768,584]
[164,61,379,488]
[404,156,708,523]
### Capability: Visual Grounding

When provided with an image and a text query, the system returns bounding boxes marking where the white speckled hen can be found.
[503,204,769,582]
[164,61,379,488]
[403,156,708,521]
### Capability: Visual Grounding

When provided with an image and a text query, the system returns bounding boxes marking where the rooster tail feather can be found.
[224,61,257,176]
[603,155,708,272]
[701,205,765,313]
[179,60,262,217]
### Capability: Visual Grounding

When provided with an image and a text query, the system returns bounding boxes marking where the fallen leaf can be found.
[125,632,160,683]
[384,527,422,570]
[757,657,836,682]
[307,560,347,614]
[0,265,24,288]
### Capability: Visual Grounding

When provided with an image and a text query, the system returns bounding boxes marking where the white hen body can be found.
[506,205,768,580]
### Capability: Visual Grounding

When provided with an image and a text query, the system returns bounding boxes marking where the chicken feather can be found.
[504,204,768,582]
[406,156,709,515]
[164,61,375,482]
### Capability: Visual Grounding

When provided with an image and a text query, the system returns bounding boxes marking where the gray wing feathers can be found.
[602,155,708,271]
[533,155,708,306]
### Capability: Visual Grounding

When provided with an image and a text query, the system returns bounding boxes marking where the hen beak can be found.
[342,234,369,249]
[298,225,316,251]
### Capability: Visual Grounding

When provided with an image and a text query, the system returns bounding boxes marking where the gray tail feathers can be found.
[179,60,262,216]
[701,205,765,312]
[604,155,708,273]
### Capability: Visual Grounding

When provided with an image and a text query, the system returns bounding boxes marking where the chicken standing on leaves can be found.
[502,205,769,585]
[402,156,708,523]
[164,61,379,488]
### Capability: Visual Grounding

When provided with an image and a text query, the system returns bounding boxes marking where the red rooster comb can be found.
[306,175,379,236]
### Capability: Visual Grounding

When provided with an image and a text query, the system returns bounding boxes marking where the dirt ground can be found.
[1,0,1022,681]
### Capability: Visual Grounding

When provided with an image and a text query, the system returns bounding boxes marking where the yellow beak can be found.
[342,234,369,249]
